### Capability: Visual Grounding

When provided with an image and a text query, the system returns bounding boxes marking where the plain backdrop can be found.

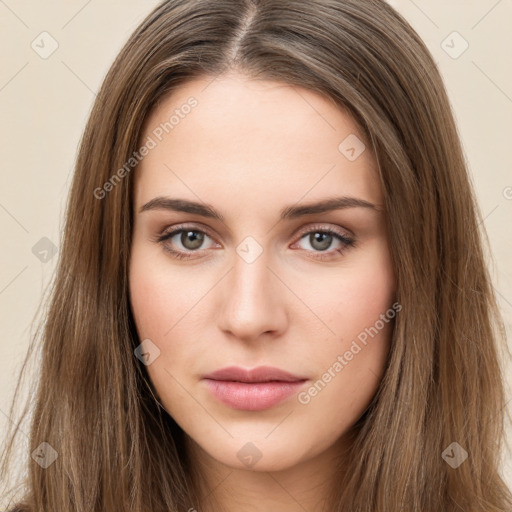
[1,0,511,504]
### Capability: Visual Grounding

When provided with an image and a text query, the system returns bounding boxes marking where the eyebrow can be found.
[139,196,380,221]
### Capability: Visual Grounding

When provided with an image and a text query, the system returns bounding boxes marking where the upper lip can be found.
[203,366,306,383]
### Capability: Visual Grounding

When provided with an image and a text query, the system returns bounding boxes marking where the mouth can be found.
[202,366,308,411]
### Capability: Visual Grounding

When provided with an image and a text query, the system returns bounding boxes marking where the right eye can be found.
[156,226,220,260]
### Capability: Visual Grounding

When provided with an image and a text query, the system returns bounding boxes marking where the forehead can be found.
[134,72,382,210]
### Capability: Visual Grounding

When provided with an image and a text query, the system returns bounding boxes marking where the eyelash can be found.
[154,224,356,261]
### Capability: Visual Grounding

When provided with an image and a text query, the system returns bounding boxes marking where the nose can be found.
[216,249,288,342]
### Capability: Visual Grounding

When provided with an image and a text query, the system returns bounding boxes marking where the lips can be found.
[202,366,308,411]
[203,365,306,383]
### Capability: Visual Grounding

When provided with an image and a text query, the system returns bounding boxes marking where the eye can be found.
[156,225,219,260]
[154,224,355,261]
[292,226,355,261]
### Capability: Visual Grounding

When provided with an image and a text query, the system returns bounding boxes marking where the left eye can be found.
[294,230,354,254]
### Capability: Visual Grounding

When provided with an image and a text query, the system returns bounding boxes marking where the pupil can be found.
[312,232,331,251]
[182,231,204,250]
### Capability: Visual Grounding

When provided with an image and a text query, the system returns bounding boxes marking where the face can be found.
[129,71,396,473]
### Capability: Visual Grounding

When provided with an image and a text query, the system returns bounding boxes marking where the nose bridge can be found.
[217,241,287,340]
[231,250,269,304]
[230,233,272,299]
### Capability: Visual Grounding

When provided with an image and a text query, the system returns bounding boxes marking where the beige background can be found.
[1,0,511,501]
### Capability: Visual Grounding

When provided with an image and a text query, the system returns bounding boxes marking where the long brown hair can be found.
[2,0,511,510]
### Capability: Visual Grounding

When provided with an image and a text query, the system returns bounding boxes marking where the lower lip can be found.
[203,379,307,411]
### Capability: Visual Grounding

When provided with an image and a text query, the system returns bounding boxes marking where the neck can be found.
[183,432,352,512]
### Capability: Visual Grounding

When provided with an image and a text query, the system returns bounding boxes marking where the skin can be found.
[129,71,396,512]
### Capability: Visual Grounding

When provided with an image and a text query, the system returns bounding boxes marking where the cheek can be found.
[128,242,212,377]
[128,244,202,339]
[128,250,203,421]
[320,242,395,343]
[302,242,395,410]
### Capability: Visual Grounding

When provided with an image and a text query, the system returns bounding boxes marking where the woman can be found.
[2,0,511,510]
